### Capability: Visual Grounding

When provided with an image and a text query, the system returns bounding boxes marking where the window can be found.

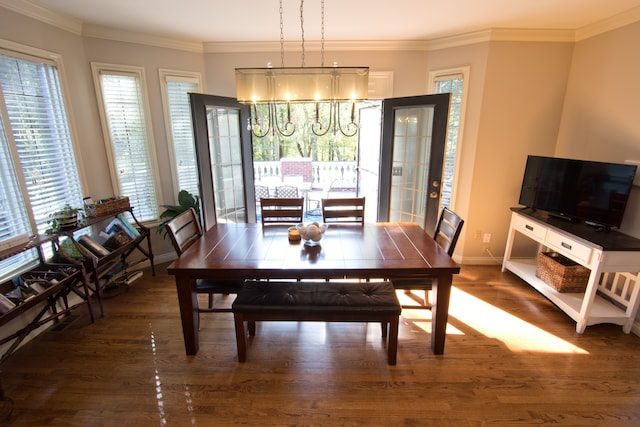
[159,70,202,198]
[0,44,84,279]
[429,67,469,210]
[92,63,159,222]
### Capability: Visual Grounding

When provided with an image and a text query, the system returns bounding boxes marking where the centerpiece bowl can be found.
[295,222,327,246]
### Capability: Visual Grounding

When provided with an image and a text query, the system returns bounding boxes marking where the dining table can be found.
[167,222,460,356]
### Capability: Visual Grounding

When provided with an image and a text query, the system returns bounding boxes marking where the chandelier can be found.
[235,0,369,138]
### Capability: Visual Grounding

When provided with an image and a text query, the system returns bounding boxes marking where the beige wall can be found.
[203,49,429,98]
[1,6,639,266]
[556,21,640,238]
[465,41,574,262]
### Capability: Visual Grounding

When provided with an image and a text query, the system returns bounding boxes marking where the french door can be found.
[378,94,451,233]
[190,93,450,232]
[189,94,254,230]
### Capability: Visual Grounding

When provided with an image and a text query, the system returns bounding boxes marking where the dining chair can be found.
[275,185,299,198]
[391,207,464,309]
[321,197,365,224]
[165,208,243,313]
[260,197,305,225]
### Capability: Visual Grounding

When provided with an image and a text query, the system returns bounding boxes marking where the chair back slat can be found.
[165,208,203,255]
[433,207,464,256]
[261,197,304,225]
[321,197,365,224]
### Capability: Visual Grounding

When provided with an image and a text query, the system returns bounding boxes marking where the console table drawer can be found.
[513,214,547,241]
[545,232,592,264]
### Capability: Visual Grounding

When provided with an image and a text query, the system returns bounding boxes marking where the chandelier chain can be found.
[321,0,325,67]
[300,0,305,67]
[279,0,284,67]
[238,0,366,138]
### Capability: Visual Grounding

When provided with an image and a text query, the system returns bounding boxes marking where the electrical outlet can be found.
[482,233,491,243]
[475,231,482,240]
[392,166,403,176]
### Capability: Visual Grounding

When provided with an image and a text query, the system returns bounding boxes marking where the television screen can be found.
[518,156,637,229]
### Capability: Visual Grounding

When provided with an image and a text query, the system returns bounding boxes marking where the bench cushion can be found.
[232,280,401,315]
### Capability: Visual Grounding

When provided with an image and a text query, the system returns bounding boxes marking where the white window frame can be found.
[158,69,202,198]
[428,66,470,211]
[0,39,87,278]
[91,63,161,222]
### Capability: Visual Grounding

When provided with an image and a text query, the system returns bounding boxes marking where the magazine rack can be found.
[57,207,154,317]
[0,234,94,363]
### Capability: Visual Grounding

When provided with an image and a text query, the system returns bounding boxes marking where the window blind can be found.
[98,72,158,221]
[165,78,199,196]
[0,55,84,230]
[0,52,83,278]
[0,112,36,279]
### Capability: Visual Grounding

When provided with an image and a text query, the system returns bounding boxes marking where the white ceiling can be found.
[10,0,640,43]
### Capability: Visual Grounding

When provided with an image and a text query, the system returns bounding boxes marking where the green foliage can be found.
[157,190,201,238]
[251,102,358,162]
[45,204,85,234]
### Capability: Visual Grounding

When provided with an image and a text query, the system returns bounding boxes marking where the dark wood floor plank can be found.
[1,264,640,426]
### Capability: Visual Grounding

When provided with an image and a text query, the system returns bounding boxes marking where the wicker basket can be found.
[86,196,130,217]
[535,251,590,293]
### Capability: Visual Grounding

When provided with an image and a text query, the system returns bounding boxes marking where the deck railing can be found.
[254,161,357,189]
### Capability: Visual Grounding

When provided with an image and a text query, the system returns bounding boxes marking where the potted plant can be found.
[157,190,201,239]
[46,204,85,234]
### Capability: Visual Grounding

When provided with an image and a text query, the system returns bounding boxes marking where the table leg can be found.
[430,274,453,354]
[175,276,199,355]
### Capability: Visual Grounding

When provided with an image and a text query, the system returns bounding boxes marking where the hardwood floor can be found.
[1,264,640,426]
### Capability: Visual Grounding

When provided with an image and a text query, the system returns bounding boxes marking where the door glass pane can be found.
[356,103,382,222]
[433,72,465,209]
[389,106,434,224]
[206,107,246,223]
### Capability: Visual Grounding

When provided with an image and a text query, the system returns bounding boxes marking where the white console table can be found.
[502,208,640,333]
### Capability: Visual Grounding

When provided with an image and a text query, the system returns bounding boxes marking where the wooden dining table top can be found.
[167,221,460,356]
[167,222,460,280]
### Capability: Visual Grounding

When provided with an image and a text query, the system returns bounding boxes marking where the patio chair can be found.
[275,185,299,198]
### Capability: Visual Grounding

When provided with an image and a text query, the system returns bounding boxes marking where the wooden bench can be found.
[232,280,402,365]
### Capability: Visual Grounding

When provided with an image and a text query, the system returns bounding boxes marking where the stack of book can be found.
[76,214,139,258]
[0,293,15,314]
[0,265,80,314]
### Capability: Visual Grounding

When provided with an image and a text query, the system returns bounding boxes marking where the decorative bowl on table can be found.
[295,222,327,246]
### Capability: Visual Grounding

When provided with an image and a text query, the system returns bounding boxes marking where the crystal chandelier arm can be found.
[310,102,332,137]
[272,103,296,137]
[335,102,359,137]
[248,103,271,138]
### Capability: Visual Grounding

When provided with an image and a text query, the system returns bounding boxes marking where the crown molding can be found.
[0,0,82,35]
[204,29,576,54]
[575,5,640,41]
[203,39,431,53]
[487,28,576,43]
[3,1,639,53]
[82,24,204,53]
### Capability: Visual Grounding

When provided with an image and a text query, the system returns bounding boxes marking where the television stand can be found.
[502,208,640,334]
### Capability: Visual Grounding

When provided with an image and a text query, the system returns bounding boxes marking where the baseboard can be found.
[631,320,640,337]
[458,255,502,266]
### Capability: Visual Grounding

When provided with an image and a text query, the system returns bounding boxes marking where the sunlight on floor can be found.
[447,287,589,354]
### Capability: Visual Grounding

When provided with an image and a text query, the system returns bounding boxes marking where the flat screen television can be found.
[518,156,637,229]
